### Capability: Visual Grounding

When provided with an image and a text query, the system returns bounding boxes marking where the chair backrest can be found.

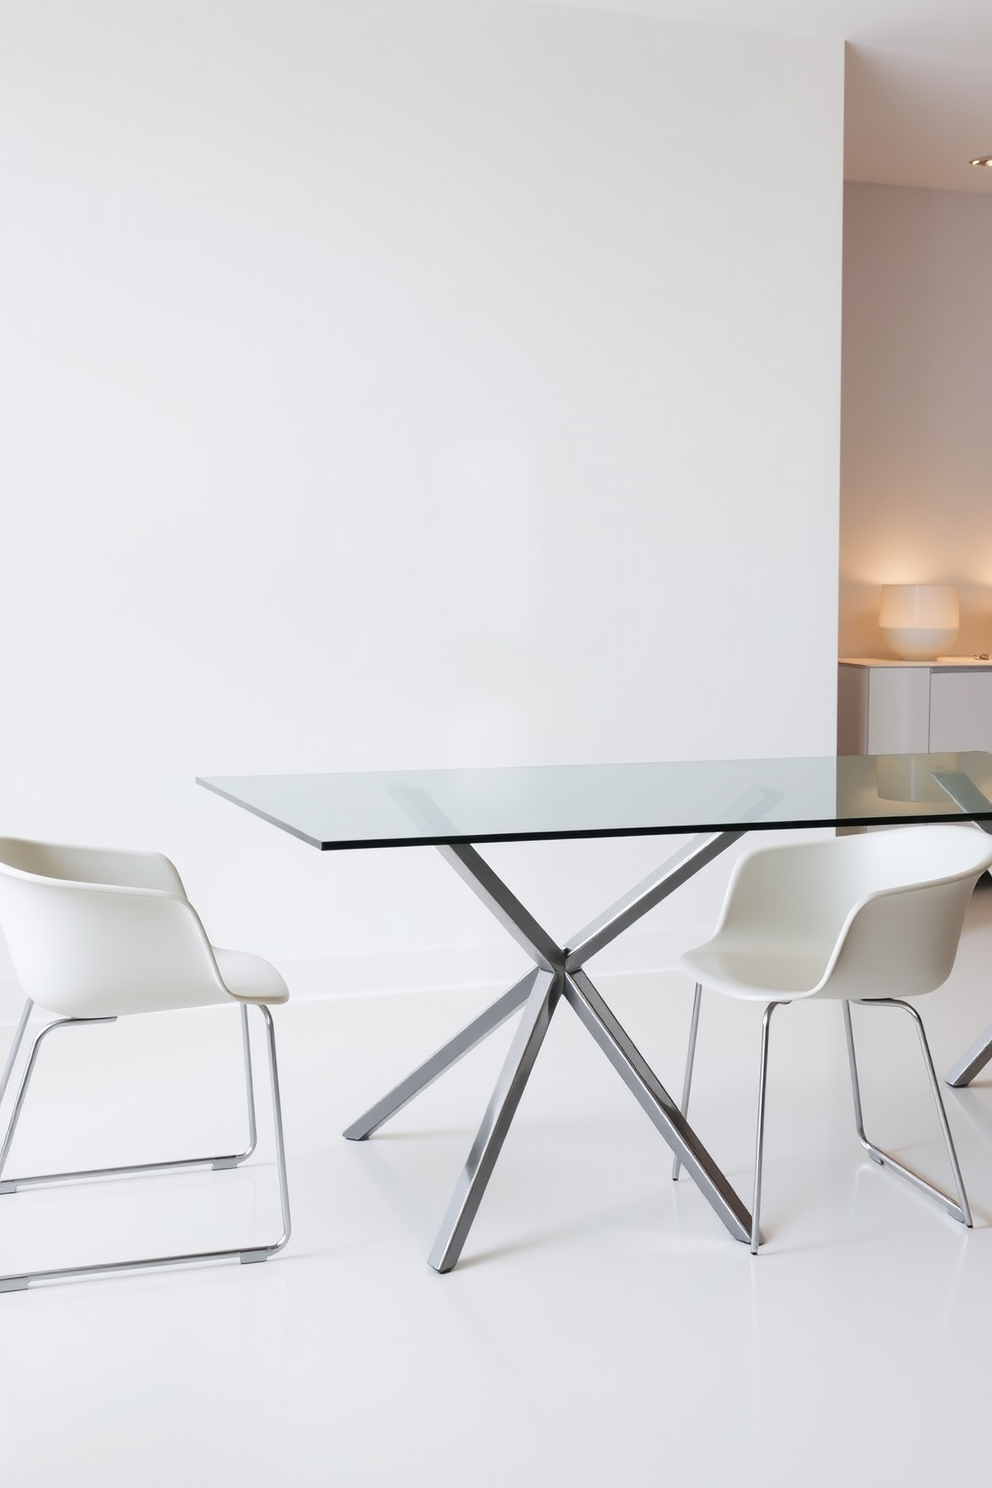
[715,824,992,1001]
[0,838,234,1019]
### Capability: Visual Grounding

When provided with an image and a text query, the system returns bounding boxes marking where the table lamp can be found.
[879,584,959,661]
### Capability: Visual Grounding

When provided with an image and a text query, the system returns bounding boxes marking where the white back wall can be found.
[840,182,992,658]
[0,0,843,1000]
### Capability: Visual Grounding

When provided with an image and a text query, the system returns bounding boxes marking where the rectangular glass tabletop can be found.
[197,751,992,850]
[197,751,992,1268]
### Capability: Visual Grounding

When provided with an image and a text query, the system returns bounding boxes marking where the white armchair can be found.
[0,837,291,1291]
[676,824,992,1253]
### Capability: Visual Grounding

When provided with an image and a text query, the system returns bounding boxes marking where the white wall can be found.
[840,182,992,659]
[0,0,844,1002]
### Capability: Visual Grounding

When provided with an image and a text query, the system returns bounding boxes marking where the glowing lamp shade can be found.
[879,584,959,661]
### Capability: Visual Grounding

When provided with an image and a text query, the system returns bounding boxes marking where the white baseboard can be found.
[270,924,707,1000]
[0,925,707,1023]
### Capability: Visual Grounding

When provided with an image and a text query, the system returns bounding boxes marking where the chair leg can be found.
[0,1016,117,1188]
[672,982,703,1182]
[0,1003,291,1291]
[0,1006,261,1195]
[0,998,34,1112]
[240,1004,292,1263]
[842,999,971,1227]
[212,1003,258,1169]
[750,1001,785,1255]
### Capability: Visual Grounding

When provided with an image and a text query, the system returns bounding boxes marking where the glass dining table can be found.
[198,751,992,1270]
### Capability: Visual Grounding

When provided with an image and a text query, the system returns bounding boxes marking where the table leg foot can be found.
[563,969,752,1244]
[428,969,561,1272]
[946,1020,992,1088]
[343,972,536,1140]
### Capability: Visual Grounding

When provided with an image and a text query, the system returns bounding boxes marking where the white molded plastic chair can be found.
[0,837,291,1291]
[676,824,992,1253]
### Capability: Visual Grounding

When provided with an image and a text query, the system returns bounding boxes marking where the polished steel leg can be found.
[0,998,34,1112]
[945,1020,992,1089]
[343,974,535,1141]
[843,999,971,1226]
[214,1003,258,1169]
[428,969,560,1272]
[0,1003,291,1291]
[345,831,747,1144]
[349,827,770,1268]
[564,833,746,968]
[750,1002,785,1254]
[241,1003,292,1262]
[925,779,992,1088]
[672,982,702,1182]
[0,1009,263,1195]
[564,970,751,1244]
[0,1016,116,1189]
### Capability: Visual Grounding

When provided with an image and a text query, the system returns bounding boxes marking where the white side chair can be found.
[675,824,992,1254]
[0,837,291,1291]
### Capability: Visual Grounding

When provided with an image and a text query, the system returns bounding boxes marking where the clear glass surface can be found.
[198,752,992,850]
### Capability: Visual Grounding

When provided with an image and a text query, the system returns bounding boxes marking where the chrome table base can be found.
[946,1021,992,1089]
[345,830,754,1271]
[0,1002,291,1292]
[926,774,992,1091]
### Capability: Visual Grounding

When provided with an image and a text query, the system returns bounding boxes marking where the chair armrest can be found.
[0,839,188,897]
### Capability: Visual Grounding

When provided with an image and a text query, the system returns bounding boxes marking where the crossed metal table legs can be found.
[947,1023,992,1089]
[926,773,992,1090]
[938,934,992,1088]
[344,830,754,1271]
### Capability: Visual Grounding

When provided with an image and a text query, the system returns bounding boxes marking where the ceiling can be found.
[528,0,992,192]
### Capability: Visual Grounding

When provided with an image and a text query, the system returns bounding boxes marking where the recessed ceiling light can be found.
[971,157,992,167]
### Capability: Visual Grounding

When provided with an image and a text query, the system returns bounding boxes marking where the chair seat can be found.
[673,825,992,1250]
[215,947,289,1005]
[680,944,835,1001]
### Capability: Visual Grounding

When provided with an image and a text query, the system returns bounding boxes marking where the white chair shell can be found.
[0,836,291,1291]
[0,837,288,1018]
[677,824,992,1253]
[683,824,992,1003]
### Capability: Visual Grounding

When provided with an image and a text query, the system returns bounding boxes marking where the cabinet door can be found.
[866,668,931,753]
[929,671,992,752]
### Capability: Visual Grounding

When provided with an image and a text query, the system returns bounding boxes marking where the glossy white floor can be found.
[4,891,992,1487]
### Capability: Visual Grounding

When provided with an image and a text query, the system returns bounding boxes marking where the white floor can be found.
[5,892,992,1486]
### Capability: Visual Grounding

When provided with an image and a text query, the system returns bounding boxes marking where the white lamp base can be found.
[881,626,959,662]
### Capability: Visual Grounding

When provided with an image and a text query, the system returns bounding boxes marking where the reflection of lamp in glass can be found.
[880,584,959,661]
